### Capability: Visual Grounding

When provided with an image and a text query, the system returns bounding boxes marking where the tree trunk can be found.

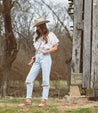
[1,66,10,97]
[1,0,18,97]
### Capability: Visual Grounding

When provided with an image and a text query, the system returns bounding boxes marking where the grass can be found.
[7,80,68,98]
[9,80,67,87]
[50,80,67,87]
[94,106,98,111]
[1,81,98,113]
[0,98,41,104]
[0,106,59,113]
[66,108,92,113]
[0,98,98,113]
[0,100,60,113]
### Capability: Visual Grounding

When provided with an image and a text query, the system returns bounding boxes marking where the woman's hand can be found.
[41,51,48,55]
[40,44,58,55]
[39,50,48,55]
[28,56,36,66]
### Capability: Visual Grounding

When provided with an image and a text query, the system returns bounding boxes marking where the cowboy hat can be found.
[32,17,50,27]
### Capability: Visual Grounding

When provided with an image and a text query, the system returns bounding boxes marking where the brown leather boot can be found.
[18,101,32,107]
[38,100,46,107]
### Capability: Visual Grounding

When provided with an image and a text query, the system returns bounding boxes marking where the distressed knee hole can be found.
[43,85,48,87]
[27,82,31,85]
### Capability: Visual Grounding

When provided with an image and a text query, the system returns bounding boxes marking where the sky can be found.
[51,0,68,6]
[49,0,69,9]
[52,0,68,6]
[53,0,68,2]
[29,0,73,35]
[50,0,73,35]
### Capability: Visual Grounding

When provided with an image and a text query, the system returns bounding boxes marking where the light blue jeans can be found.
[26,51,52,100]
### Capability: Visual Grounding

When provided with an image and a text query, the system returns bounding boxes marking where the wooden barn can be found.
[67,0,98,96]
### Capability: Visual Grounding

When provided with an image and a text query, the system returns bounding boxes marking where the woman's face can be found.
[36,25,42,33]
[37,25,40,30]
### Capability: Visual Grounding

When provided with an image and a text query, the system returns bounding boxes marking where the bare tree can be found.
[0,0,72,97]
[1,0,18,97]
[11,0,35,54]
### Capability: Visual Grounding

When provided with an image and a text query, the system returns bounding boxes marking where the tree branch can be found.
[41,0,72,41]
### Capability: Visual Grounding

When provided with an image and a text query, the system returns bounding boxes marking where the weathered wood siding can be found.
[82,0,92,88]
[0,37,2,60]
[71,0,98,89]
[71,0,83,73]
[91,0,98,89]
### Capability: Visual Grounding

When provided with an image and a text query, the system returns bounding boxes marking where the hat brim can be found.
[32,20,50,27]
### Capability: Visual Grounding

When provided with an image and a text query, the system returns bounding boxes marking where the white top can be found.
[33,32,59,50]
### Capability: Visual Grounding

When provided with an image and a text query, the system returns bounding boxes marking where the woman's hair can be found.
[35,23,49,43]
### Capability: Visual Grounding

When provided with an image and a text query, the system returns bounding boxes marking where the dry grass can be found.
[0,98,98,113]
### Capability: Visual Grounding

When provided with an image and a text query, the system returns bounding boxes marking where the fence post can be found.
[71,0,83,73]
[70,0,83,96]
[82,0,92,88]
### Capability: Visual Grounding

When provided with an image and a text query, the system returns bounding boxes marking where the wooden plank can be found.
[0,37,2,57]
[95,56,98,61]
[94,69,98,89]
[71,73,82,85]
[66,57,72,91]
[91,0,98,89]
[95,49,98,56]
[95,41,98,49]
[71,0,83,73]
[82,0,92,88]
[95,62,98,69]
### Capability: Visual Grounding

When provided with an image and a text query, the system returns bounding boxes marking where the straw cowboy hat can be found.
[32,17,50,27]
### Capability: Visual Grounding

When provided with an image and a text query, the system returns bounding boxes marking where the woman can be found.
[18,17,59,107]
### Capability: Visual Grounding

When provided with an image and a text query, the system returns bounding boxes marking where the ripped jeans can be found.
[26,51,52,100]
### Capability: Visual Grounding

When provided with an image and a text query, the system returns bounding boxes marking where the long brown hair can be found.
[35,23,49,43]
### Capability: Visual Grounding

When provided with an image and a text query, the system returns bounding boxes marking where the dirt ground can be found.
[0,97,98,110]
[51,97,98,110]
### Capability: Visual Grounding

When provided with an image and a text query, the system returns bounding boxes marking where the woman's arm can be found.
[34,50,37,57]
[41,44,58,55]
[28,50,37,66]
